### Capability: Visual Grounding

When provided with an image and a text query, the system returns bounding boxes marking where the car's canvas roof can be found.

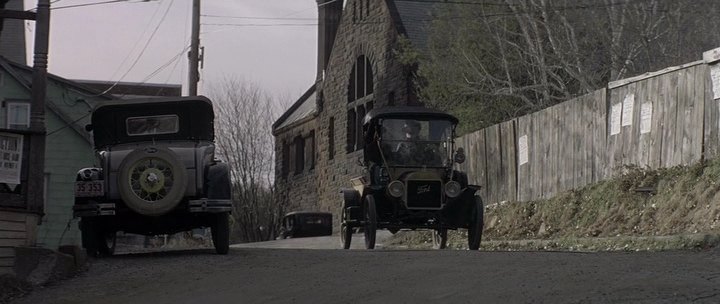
[363,106,459,125]
[90,96,215,148]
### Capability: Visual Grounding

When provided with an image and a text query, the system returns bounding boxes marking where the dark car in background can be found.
[278,211,333,239]
[73,96,232,256]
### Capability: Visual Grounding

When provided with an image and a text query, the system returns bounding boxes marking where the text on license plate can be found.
[75,181,104,197]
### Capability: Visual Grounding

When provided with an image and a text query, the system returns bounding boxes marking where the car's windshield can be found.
[378,118,453,167]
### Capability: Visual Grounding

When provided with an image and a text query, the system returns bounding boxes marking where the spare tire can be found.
[118,146,187,216]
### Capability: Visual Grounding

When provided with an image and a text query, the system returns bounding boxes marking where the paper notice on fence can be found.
[621,93,635,126]
[640,102,653,134]
[518,135,529,166]
[711,64,720,99]
[0,132,23,185]
[611,103,622,135]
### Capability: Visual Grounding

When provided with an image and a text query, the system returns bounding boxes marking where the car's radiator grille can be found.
[406,180,442,209]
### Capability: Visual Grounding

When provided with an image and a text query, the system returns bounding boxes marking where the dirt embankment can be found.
[389,158,720,251]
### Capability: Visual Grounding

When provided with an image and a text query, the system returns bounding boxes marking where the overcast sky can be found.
[22,0,318,101]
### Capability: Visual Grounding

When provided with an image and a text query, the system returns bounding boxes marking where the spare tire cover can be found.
[118,146,187,216]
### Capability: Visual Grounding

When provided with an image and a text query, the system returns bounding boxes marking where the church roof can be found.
[272,84,317,134]
[388,0,444,54]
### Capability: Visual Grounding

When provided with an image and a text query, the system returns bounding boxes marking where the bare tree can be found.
[208,78,285,243]
[409,0,720,133]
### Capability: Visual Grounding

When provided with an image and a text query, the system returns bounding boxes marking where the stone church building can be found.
[272,0,440,217]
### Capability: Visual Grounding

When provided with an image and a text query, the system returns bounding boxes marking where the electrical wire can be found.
[99,0,174,95]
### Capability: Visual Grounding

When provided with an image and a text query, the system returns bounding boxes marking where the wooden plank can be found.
[0,211,28,223]
[516,115,532,202]
[607,85,623,177]
[648,74,664,168]
[0,238,26,247]
[0,257,14,267]
[0,248,14,258]
[622,82,638,168]
[571,97,583,189]
[661,71,680,168]
[500,120,517,202]
[563,100,575,192]
[485,125,501,204]
[635,76,650,167]
[0,221,26,232]
[593,89,608,182]
[703,64,719,159]
[0,231,26,239]
[692,65,706,163]
[0,266,13,275]
[678,66,693,166]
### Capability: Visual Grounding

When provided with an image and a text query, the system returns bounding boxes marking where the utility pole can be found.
[27,0,50,215]
[188,0,200,96]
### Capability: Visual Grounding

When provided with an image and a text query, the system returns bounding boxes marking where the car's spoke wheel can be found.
[364,195,377,250]
[340,199,352,249]
[432,228,448,249]
[118,147,187,216]
[467,195,484,250]
[212,213,230,255]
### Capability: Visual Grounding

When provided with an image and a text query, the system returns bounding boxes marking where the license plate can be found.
[75,181,104,197]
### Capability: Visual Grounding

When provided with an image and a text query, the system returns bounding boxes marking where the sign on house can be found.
[0,132,23,185]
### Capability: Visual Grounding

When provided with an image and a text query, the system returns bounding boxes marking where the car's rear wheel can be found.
[118,147,187,216]
[340,199,352,249]
[432,228,448,249]
[81,219,116,257]
[467,195,484,250]
[364,195,377,250]
[212,212,230,255]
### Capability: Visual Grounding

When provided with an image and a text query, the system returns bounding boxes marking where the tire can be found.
[98,231,117,256]
[118,147,187,216]
[340,199,352,249]
[80,219,99,257]
[212,213,230,255]
[432,228,448,249]
[81,219,115,257]
[364,195,377,250]
[467,196,484,250]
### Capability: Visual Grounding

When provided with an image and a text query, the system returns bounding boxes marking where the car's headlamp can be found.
[445,181,462,198]
[388,181,405,198]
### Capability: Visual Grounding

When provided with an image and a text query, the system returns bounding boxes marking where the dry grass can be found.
[388,158,720,251]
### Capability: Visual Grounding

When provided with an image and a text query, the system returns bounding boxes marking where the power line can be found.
[100,0,174,95]
[107,0,165,81]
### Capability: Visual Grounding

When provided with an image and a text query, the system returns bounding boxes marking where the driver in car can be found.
[395,120,421,157]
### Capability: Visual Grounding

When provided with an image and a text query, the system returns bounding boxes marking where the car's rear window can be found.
[126,115,179,136]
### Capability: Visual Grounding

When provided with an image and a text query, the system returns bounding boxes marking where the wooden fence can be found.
[457,57,719,204]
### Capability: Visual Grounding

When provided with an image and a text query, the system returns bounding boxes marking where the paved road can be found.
[11,235,720,304]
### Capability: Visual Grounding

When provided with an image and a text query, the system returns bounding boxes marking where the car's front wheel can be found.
[212,213,230,255]
[432,228,448,249]
[364,195,377,250]
[467,195,484,250]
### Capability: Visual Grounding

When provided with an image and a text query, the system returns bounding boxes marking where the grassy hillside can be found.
[388,158,720,251]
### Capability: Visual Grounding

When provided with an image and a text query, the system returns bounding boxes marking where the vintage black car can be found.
[278,211,333,239]
[73,96,232,256]
[340,106,484,250]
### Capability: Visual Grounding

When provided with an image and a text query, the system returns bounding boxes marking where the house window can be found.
[347,55,374,153]
[356,105,365,150]
[282,141,290,178]
[294,135,305,174]
[6,101,30,129]
[328,117,335,160]
[305,131,315,170]
[346,109,356,153]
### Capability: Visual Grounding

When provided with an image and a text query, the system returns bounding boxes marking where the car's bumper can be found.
[73,202,116,217]
[188,199,233,213]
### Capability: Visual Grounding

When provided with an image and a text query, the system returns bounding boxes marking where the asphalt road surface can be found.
[11,234,720,304]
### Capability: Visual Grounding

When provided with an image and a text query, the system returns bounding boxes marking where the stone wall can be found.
[275,0,421,225]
